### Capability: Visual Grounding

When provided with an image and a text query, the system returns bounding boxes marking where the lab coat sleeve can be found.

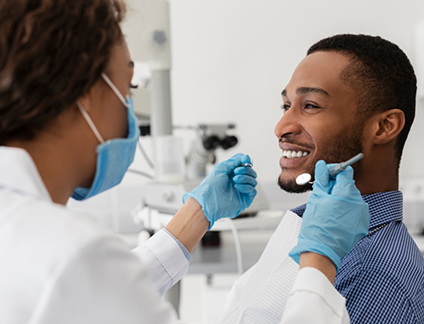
[29,233,178,324]
[280,267,350,324]
[132,229,191,296]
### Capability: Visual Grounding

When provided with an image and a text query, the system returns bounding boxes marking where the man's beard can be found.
[277,123,364,194]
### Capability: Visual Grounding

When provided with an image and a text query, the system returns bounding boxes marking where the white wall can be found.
[163,0,424,182]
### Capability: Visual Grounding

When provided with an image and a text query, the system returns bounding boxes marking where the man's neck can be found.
[353,155,399,195]
[355,172,399,196]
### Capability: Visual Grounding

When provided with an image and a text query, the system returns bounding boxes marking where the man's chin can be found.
[277,176,312,194]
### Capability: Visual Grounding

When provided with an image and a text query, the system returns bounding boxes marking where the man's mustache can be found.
[279,138,315,151]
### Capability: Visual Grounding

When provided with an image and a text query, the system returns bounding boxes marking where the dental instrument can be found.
[295,153,364,186]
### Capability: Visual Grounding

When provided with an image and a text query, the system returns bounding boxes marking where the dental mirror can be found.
[295,153,364,186]
[296,173,313,186]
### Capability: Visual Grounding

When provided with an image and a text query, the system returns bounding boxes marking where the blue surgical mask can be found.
[72,73,140,201]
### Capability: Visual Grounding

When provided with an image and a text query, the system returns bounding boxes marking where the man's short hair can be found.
[307,34,417,163]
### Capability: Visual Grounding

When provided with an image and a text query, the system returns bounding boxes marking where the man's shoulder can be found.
[334,221,424,323]
[362,221,424,272]
[336,220,424,301]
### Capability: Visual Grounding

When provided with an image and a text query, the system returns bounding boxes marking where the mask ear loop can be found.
[101,73,128,108]
[76,101,105,144]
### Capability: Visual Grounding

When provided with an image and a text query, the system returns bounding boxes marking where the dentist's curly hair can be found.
[308,34,417,163]
[0,0,126,145]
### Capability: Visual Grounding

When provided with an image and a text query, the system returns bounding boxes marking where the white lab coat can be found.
[281,267,350,324]
[0,146,349,324]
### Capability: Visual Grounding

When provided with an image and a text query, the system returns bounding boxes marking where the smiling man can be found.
[276,48,401,196]
[217,34,424,324]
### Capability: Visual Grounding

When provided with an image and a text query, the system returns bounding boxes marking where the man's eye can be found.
[130,83,139,89]
[305,103,319,109]
[281,104,291,111]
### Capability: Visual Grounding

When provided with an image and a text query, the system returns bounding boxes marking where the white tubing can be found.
[224,218,243,276]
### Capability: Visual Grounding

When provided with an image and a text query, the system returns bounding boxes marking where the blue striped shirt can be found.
[292,191,424,323]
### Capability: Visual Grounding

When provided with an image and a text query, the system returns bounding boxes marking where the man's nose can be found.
[274,109,302,139]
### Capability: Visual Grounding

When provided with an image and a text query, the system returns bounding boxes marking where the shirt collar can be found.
[0,146,52,202]
[291,191,403,230]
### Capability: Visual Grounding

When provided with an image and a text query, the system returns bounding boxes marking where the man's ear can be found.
[370,109,405,145]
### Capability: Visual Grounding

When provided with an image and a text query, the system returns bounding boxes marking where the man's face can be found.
[275,51,363,193]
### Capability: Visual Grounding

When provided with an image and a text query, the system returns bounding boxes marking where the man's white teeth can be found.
[283,150,309,159]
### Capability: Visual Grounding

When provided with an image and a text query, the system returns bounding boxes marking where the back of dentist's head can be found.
[0,0,126,146]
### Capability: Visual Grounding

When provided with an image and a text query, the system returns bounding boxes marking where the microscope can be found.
[122,0,268,230]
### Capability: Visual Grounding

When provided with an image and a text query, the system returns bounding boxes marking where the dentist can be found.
[0,0,369,323]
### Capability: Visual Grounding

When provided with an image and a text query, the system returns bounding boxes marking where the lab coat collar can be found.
[291,190,404,231]
[0,146,52,202]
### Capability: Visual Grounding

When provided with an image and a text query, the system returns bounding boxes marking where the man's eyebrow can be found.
[297,87,330,97]
[129,61,134,68]
[281,87,330,97]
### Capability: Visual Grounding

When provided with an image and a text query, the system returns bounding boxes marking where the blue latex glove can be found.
[183,153,257,230]
[289,160,370,272]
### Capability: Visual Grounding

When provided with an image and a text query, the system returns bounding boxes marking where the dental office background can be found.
[68,0,424,322]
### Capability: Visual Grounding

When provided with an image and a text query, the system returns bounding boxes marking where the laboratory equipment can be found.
[399,176,424,234]
[134,121,271,223]
[185,124,239,180]
[122,0,172,134]
[120,0,270,227]
[137,174,269,219]
[153,136,186,184]
[295,153,364,186]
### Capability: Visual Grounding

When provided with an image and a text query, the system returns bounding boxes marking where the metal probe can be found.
[328,153,364,177]
[295,152,364,186]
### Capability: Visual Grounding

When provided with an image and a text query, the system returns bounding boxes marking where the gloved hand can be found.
[183,153,257,230]
[289,160,370,272]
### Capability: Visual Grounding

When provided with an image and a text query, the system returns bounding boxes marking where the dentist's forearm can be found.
[299,252,336,284]
[165,197,209,252]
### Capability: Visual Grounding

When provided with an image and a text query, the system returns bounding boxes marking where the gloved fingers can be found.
[331,168,362,199]
[248,188,258,200]
[331,181,362,200]
[240,154,252,165]
[334,165,354,182]
[233,174,257,187]
[234,184,257,196]
[234,166,257,178]
[313,160,332,193]
[216,153,248,173]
